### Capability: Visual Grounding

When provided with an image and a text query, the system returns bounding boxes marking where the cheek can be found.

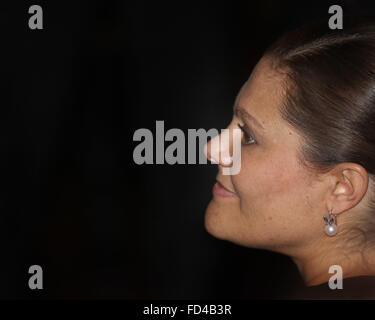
[232,150,310,214]
[227,151,321,249]
[205,147,324,250]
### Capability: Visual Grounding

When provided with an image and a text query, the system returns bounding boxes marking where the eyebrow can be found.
[234,105,265,130]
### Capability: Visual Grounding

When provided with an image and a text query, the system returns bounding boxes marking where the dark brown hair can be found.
[264,16,375,245]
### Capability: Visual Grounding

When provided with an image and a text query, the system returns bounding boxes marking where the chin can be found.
[204,199,230,240]
[204,198,277,250]
[204,198,245,243]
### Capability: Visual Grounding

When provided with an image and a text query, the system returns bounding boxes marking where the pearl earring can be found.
[323,208,338,236]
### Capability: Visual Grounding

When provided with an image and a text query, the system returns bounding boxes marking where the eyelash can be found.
[238,123,256,145]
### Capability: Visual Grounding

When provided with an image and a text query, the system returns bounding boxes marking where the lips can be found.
[213,180,238,198]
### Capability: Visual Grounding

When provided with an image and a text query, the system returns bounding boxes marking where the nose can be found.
[204,129,233,167]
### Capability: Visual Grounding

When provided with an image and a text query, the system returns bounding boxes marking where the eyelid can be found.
[234,110,260,142]
[237,122,257,144]
[237,122,255,138]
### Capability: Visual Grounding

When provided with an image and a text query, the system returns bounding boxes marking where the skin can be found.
[204,56,375,286]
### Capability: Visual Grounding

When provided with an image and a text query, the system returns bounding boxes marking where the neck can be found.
[288,235,375,286]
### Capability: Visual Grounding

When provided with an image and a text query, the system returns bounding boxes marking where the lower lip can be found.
[212,182,238,198]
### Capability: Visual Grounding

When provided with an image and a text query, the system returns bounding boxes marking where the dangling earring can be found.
[323,208,338,236]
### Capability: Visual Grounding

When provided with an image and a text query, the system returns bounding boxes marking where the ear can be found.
[327,163,369,215]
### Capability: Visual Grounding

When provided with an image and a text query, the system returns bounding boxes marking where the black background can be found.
[1,0,374,299]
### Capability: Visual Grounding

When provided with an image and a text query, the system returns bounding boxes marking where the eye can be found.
[238,123,256,145]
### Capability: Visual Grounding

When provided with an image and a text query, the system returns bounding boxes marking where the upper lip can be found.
[216,179,237,194]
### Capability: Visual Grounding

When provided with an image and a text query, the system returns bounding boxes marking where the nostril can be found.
[221,156,233,166]
[204,133,234,166]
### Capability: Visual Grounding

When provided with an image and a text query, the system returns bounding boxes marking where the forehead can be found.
[235,58,302,147]
[235,58,285,127]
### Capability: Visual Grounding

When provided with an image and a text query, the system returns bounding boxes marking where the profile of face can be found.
[204,57,367,258]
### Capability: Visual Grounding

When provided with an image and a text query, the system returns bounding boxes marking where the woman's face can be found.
[205,57,327,254]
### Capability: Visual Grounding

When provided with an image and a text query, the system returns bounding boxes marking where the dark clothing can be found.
[290,276,375,299]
